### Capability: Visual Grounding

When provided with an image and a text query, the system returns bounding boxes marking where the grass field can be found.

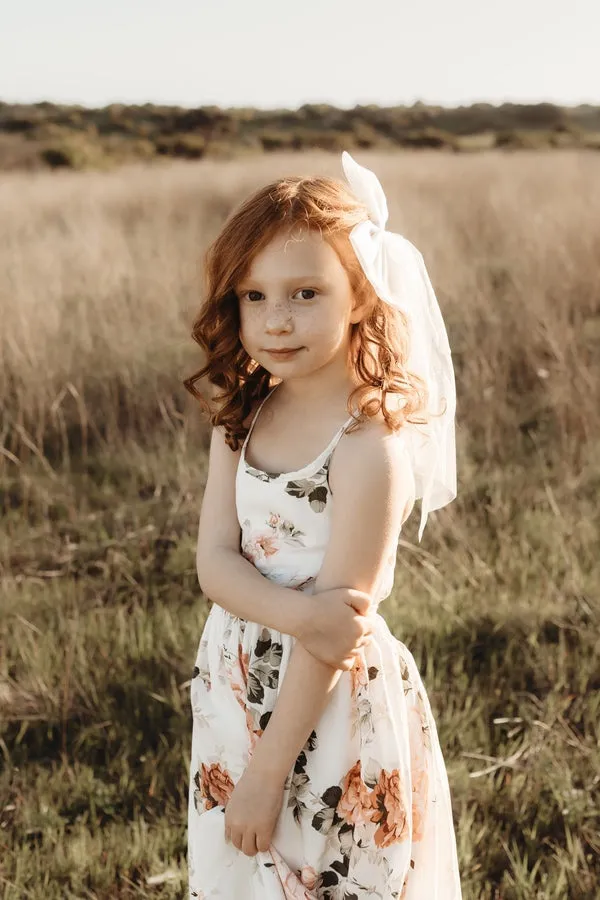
[1,149,599,899]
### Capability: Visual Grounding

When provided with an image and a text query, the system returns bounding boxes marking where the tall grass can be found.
[1,150,599,899]
[2,150,599,461]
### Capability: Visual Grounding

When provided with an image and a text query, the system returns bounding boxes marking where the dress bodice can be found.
[234,384,400,603]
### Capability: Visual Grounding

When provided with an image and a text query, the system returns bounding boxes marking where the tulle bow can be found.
[341,151,457,541]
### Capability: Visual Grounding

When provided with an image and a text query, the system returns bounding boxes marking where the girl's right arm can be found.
[196,425,371,664]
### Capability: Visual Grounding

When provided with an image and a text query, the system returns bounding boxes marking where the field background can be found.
[1,148,599,899]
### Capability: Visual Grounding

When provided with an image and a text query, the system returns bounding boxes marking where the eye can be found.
[240,287,318,302]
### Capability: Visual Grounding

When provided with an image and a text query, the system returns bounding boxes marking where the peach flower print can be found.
[337,760,375,827]
[411,767,429,841]
[242,532,279,564]
[408,705,429,840]
[282,871,317,899]
[229,674,261,750]
[238,643,250,683]
[299,865,319,891]
[229,642,263,751]
[369,767,410,848]
[350,653,369,696]
[269,846,318,899]
[199,762,235,810]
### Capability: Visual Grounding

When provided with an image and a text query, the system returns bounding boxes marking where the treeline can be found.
[1,99,599,171]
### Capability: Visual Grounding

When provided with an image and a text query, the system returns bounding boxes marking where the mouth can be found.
[263,348,303,359]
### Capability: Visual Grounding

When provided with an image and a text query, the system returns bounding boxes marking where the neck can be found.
[273,355,360,413]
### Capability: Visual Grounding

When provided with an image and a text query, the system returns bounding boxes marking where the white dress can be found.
[188,386,463,899]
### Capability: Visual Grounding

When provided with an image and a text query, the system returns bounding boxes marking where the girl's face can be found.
[236,226,365,384]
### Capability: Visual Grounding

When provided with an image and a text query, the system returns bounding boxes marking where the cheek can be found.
[309,307,346,345]
[239,305,261,337]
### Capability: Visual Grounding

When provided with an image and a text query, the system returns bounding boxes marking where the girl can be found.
[183,152,462,899]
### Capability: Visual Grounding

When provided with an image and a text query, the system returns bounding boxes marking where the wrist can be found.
[288,594,317,643]
[248,736,290,784]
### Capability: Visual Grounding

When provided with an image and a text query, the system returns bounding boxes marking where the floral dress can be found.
[188,385,462,899]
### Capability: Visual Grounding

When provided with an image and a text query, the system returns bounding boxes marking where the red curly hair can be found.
[183,170,430,451]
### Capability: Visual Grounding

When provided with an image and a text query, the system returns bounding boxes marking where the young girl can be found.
[183,152,462,899]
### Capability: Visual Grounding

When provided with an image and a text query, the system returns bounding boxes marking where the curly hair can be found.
[183,170,431,451]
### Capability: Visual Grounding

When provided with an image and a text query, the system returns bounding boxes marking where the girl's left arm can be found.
[248,426,415,783]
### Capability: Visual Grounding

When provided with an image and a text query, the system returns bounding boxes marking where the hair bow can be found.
[341,151,457,541]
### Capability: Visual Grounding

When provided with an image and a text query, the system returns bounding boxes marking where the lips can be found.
[264,348,303,358]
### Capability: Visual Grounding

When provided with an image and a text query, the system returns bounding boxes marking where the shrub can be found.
[155,134,206,159]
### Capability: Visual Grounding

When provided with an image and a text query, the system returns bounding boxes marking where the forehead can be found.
[244,227,344,280]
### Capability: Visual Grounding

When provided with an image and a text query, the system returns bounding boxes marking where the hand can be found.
[298,588,374,670]
[224,763,285,857]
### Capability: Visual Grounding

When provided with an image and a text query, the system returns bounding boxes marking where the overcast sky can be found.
[2,0,597,109]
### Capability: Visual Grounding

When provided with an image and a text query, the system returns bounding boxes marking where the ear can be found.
[349,287,371,325]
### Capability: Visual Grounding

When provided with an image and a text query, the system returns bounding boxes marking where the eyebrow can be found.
[238,275,328,288]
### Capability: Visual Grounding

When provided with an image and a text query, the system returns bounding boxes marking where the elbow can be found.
[196,565,207,597]
[196,545,231,597]
[196,548,215,596]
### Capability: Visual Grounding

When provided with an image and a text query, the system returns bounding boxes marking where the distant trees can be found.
[0,100,598,171]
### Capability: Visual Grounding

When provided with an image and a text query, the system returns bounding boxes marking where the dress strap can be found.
[242,382,357,467]
[322,412,357,459]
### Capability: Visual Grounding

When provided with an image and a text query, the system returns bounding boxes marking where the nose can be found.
[265,302,293,334]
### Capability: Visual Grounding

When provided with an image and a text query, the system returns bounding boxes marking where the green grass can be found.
[1,430,598,899]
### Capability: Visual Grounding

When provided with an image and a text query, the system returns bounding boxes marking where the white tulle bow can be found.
[341,151,457,541]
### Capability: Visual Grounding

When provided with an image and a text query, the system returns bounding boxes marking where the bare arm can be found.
[196,424,317,639]
[196,426,372,663]
[247,425,415,783]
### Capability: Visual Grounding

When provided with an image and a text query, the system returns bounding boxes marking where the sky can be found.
[2,0,598,110]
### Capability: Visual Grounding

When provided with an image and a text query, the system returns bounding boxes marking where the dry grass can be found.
[1,150,599,899]
[1,150,599,463]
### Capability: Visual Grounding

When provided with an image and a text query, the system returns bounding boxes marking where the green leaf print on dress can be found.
[284,459,330,513]
[243,463,280,483]
[246,627,283,705]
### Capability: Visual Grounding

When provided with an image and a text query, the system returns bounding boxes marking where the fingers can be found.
[334,632,374,669]
[256,832,271,854]
[241,831,258,857]
[349,595,370,615]
[353,620,373,647]
[349,618,371,648]
[226,825,260,857]
[225,817,268,858]
[340,653,361,671]
[352,590,374,616]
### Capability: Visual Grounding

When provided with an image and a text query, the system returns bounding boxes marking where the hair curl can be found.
[183,171,431,451]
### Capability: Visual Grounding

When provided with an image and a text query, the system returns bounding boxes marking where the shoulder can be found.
[314,416,415,593]
[329,416,415,523]
[211,391,268,456]
[333,414,413,479]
